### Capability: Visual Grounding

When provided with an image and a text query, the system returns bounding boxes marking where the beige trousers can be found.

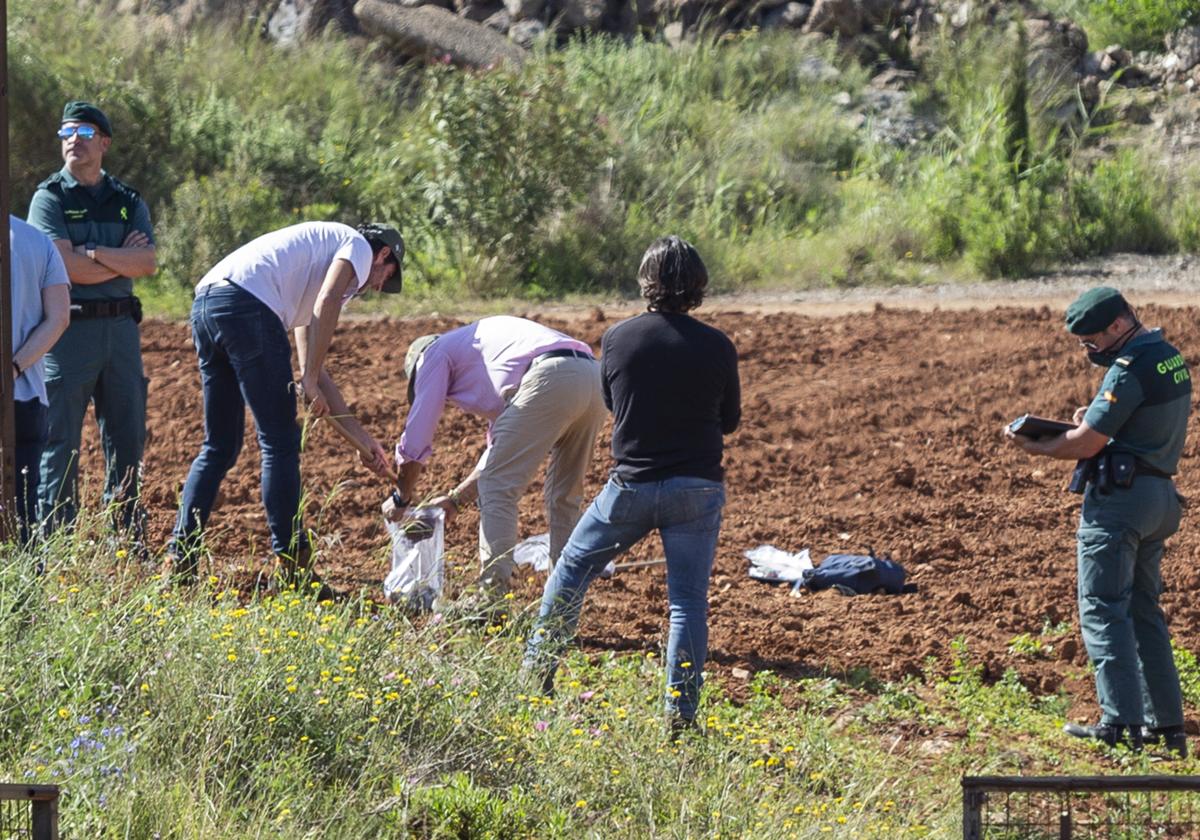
[476,355,606,590]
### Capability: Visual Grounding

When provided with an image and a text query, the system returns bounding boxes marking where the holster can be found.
[1068,452,1143,495]
[1068,457,1096,494]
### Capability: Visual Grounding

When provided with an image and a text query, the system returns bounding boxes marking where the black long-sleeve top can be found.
[600,311,740,482]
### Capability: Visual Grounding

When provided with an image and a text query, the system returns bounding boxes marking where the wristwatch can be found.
[390,489,410,509]
[85,242,97,261]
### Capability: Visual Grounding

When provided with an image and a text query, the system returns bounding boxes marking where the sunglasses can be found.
[57,125,98,140]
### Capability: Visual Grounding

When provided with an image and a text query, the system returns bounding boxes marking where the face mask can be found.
[1086,320,1140,367]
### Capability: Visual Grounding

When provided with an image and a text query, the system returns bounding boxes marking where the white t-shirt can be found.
[10,215,70,405]
[196,222,373,330]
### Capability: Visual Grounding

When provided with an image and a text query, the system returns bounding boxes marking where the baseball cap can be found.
[1065,287,1128,335]
[61,101,112,137]
[357,223,405,293]
[405,334,440,404]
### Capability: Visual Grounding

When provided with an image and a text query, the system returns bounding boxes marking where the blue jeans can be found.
[1077,476,1184,729]
[172,283,306,559]
[14,398,47,544]
[524,474,725,720]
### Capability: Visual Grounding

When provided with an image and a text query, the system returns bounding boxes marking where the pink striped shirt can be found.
[396,316,592,464]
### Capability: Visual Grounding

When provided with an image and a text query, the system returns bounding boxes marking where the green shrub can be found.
[406,773,551,839]
[1067,150,1174,255]
[414,62,608,295]
[1085,0,1200,53]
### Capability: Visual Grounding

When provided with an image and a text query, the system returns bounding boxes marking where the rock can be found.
[1115,99,1152,124]
[508,17,546,46]
[354,0,528,67]
[663,20,685,47]
[296,0,358,38]
[1026,16,1089,85]
[871,67,916,89]
[1079,74,1101,107]
[482,6,511,30]
[731,667,752,681]
[761,1,809,29]
[803,0,861,37]
[1105,44,1132,67]
[459,0,502,21]
[504,0,544,21]
[832,90,853,106]
[1165,25,1200,74]
[1080,50,1105,77]
[949,0,970,29]
[557,0,607,30]
[796,55,841,84]
[859,0,891,26]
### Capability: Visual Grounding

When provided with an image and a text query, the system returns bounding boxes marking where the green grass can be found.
[1042,0,1200,52]
[8,0,1198,316]
[2,524,1192,837]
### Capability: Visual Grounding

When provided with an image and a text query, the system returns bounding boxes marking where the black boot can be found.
[1064,722,1143,751]
[1141,725,1188,758]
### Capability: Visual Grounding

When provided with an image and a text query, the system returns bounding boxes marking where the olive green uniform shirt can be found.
[1082,330,1191,475]
[26,167,154,301]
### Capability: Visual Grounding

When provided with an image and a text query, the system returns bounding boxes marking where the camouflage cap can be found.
[1065,287,1128,336]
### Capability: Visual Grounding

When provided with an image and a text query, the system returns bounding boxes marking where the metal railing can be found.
[963,775,1200,840]
[0,784,58,840]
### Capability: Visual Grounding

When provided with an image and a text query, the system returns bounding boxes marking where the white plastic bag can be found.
[514,532,616,577]
[513,533,553,572]
[744,545,812,584]
[383,508,445,611]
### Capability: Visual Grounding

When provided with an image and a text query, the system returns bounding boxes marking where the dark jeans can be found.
[14,398,47,544]
[172,283,306,559]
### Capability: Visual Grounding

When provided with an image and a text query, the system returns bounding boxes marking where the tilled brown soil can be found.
[89,306,1200,714]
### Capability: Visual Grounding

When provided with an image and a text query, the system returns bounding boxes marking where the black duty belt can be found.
[537,348,594,362]
[70,296,142,322]
[1135,460,1173,479]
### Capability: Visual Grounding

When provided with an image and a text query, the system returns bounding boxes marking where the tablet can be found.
[1008,413,1075,438]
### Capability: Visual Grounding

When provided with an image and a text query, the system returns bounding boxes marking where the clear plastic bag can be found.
[383,508,445,611]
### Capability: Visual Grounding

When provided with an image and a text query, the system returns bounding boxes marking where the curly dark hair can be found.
[637,236,708,313]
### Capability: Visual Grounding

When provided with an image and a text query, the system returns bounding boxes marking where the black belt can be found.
[70,296,141,321]
[537,348,593,362]
[1136,460,1173,479]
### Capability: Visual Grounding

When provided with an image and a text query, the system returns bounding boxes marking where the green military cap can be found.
[405,334,440,404]
[62,101,112,137]
[1065,287,1128,335]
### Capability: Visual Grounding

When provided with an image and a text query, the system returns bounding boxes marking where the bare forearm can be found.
[1027,427,1106,460]
[59,249,118,284]
[318,371,371,448]
[305,293,341,377]
[93,245,156,279]
[14,317,69,371]
[398,460,424,501]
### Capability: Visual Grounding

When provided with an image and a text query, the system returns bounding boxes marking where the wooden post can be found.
[0,0,13,543]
